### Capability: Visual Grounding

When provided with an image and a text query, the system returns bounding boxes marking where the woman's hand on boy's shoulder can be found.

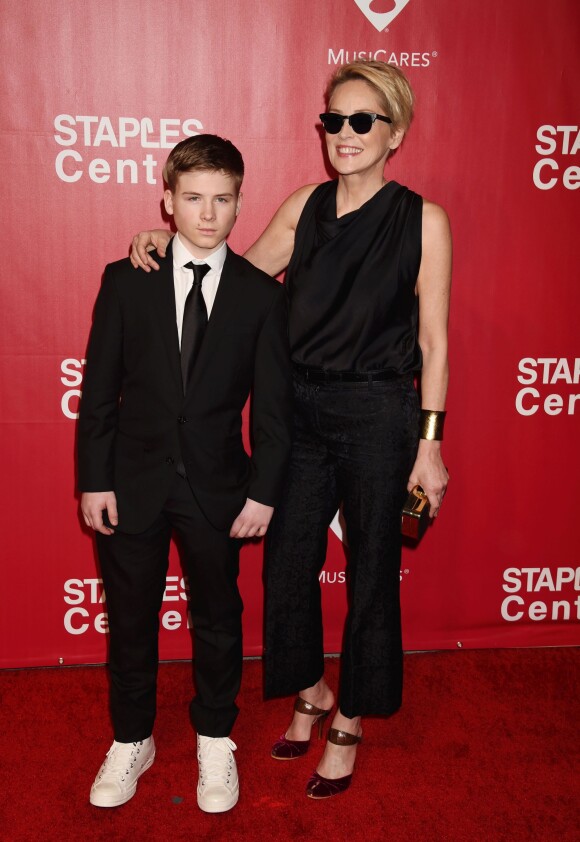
[130,229,173,271]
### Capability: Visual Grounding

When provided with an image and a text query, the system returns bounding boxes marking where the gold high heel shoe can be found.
[271,698,332,760]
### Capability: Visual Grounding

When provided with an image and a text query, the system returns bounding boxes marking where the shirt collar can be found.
[173,233,227,273]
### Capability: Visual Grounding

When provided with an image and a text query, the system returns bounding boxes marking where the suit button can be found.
[178,416,188,424]
[166,457,175,465]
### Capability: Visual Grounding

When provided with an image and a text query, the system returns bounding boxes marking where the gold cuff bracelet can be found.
[420,409,446,441]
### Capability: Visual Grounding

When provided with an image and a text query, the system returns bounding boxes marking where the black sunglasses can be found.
[319,112,392,135]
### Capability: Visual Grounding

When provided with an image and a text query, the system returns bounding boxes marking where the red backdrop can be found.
[1,0,579,668]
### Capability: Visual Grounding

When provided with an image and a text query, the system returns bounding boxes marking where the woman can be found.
[131,61,451,799]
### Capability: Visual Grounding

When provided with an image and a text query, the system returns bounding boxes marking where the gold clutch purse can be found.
[401,485,430,540]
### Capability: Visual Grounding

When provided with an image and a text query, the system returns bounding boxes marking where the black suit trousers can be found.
[96,472,243,741]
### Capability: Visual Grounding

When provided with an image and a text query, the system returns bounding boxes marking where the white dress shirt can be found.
[172,233,227,348]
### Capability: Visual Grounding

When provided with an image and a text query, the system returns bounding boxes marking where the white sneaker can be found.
[89,737,156,807]
[196,735,239,813]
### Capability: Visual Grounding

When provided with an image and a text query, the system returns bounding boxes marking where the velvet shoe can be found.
[306,727,362,799]
[271,697,332,760]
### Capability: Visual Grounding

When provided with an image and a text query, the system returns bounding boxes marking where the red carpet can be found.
[1,649,578,841]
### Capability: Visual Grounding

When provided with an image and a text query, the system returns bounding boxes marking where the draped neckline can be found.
[317,180,399,241]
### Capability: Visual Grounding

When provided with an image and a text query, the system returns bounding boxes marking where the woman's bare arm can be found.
[243,184,318,275]
[408,200,452,517]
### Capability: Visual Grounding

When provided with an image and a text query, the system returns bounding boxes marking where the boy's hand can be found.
[81,491,118,535]
[229,498,274,539]
[129,229,172,271]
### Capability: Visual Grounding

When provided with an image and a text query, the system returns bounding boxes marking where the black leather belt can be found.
[293,363,400,383]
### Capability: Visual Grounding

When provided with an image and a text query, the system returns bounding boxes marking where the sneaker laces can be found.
[197,737,237,785]
[99,741,143,782]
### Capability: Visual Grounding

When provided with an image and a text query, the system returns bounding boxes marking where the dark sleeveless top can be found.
[285,179,423,374]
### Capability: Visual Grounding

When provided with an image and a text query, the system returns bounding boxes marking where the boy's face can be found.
[164,169,241,258]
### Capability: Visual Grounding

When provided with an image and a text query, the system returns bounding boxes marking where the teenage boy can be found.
[78,135,292,813]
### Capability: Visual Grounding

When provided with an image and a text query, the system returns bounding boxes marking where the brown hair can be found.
[163,134,244,193]
[327,61,414,133]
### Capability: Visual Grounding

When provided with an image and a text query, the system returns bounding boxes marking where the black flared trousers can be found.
[264,372,419,718]
[96,472,243,741]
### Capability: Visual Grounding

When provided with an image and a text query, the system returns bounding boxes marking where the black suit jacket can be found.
[78,242,293,533]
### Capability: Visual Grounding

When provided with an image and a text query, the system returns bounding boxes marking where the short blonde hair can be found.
[327,61,414,133]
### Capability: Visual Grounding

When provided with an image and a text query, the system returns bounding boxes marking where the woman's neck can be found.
[335,170,388,217]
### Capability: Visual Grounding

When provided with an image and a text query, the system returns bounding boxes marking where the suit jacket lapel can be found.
[151,239,183,396]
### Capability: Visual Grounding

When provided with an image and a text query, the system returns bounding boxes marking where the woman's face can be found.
[325,79,403,178]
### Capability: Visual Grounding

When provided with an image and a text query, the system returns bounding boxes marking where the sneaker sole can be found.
[89,751,155,808]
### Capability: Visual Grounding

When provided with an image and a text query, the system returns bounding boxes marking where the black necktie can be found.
[181,262,210,391]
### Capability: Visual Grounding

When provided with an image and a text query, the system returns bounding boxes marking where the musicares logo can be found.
[354,0,412,32]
